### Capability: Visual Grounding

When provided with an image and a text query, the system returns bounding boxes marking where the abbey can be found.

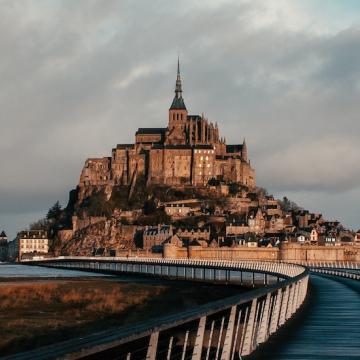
[79,60,255,191]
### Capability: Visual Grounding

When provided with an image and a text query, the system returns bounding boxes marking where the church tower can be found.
[168,58,188,135]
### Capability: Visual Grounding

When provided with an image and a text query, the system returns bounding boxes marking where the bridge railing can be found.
[311,268,360,280]
[14,258,309,360]
[284,260,360,269]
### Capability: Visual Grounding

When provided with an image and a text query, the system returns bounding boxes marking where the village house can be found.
[324,231,338,246]
[225,216,249,236]
[176,226,211,243]
[310,228,319,244]
[143,225,173,250]
[260,196,283,217]
[265,215,285,233]
[296,230,309,244]
[8,230,50,260]
[248,208,265,234]
[164,199,201,218]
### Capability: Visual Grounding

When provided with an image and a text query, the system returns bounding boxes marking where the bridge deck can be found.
[253,275,360,359]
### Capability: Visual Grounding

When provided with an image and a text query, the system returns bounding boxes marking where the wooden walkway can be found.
[252,274,360,359]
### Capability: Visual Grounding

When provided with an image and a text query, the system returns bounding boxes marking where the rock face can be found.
[54,219,141,256]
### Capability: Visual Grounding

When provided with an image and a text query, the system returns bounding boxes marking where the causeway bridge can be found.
[6,257,360,360]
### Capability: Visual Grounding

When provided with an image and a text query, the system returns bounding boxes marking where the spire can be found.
[175,56,182,96]
[170,57,186,110]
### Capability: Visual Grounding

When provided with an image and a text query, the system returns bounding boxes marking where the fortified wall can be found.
[164,243,360,262]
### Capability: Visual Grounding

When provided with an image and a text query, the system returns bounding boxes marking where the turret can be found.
[242,138,248,162]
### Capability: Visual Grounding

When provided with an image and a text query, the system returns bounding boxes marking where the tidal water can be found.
[0,264,109,278]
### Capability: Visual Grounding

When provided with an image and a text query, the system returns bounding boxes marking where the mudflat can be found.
[0,277,240,356]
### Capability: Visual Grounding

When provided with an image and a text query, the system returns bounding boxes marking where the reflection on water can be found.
[0,264,110,278]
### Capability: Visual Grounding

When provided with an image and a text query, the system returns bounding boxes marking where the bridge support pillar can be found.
[241,299,257,356]
[146,331,159,360]
[286,285,295,320]
[221,305,237,360]
[292,281,300,314]
[257,293,271,344]
[269,289,282,335]
[192,316,206,360]
[279,286,290,326]
[205,321,215,360]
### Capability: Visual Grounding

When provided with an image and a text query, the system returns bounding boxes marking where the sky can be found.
[1,0,360,239]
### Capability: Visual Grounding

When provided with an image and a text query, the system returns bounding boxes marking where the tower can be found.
[242,138,248,162]
[168,58,188,131]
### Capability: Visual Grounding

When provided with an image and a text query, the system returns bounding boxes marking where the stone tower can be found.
[167,58,188,145]
[242,138,248,162]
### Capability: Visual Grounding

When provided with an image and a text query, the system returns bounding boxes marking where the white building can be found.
[8,230,50,260]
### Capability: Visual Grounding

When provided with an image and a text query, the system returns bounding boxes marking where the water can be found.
[0,264,110,278]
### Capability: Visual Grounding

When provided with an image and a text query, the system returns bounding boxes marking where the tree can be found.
[229,183,240,196]
[280,196,302,212]
[143,199,157,215]
[47,201,62,221]
[29,218,50,231]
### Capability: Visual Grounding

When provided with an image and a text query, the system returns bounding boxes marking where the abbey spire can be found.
[170,57,186,110]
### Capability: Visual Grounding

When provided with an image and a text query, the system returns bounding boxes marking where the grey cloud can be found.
[1,0,360,238]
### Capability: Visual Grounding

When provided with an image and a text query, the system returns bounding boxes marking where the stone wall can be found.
[163,243,360,262]
[279,243,360,262]
[187,246,279,260]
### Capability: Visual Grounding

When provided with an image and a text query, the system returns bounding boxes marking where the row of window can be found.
[195,150,214,154]
[172,113,184,120]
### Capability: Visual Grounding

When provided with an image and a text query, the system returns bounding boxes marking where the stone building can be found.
[0,231,8,261]
[79,60,255,198]
[143,225,173,250]
[8,230,49,260]
[176,226,211,243]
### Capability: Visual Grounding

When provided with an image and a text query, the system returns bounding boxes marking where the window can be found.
[200,156,203,160]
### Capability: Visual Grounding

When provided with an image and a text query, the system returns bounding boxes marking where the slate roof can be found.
[187,115,202,121]
[116,144,135,149]
[226,144,243,153]
[170,96,186,110]
[136,128,167,135]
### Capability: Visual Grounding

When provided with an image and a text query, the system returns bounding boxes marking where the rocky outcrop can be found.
[54,219,141,256]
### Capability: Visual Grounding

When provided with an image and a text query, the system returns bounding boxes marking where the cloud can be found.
[1,0,360,238]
